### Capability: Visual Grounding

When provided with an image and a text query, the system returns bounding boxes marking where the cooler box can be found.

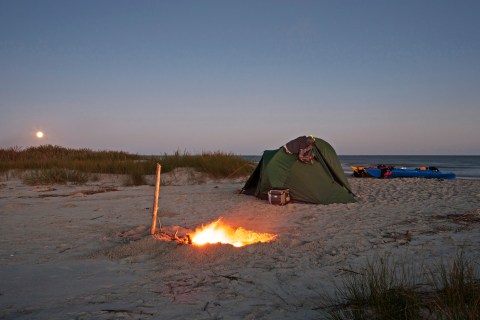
[268,189,290,205]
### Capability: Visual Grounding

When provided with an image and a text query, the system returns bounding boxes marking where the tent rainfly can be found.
[242,136,355,204]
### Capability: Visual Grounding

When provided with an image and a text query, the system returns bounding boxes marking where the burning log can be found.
[153,230,191,244]
[171,230,191,244]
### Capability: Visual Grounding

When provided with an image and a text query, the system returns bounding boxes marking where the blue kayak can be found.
[365,167,456,180]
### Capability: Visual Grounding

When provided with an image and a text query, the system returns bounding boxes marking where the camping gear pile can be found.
[352,165,456,180]
[242,136,355,204]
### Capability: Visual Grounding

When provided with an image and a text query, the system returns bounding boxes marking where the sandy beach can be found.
[1,171,479,319]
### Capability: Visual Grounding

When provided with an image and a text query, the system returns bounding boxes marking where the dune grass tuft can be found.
[323,255,421,319]
[22,168,89,185]
[321,250,479,319]
[124,169,148,186]
[427,250,480,319]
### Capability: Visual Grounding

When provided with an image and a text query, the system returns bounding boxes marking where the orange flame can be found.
[191,218,276,247]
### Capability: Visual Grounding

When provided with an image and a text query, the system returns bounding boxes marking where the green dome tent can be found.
[242,137,355,204]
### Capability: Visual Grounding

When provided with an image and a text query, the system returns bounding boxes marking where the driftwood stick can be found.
[150,163,162,235]
[338,268,362,275]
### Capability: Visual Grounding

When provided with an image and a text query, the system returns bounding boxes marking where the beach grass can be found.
[160,150,254,179]
[427,250,480,319]
[0,145,254,185]
[321,250,480,319]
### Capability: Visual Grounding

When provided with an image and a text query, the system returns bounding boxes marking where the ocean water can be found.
[242,155,480,179]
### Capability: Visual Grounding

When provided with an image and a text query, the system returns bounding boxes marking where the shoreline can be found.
[1,174,479,319]
[242,154,480,180]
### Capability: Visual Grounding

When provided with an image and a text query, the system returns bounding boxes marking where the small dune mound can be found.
[160,168,209,186]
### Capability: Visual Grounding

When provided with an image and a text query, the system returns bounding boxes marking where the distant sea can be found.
[241,155,480,180]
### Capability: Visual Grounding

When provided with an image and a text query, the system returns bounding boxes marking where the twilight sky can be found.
[1,0,479,155]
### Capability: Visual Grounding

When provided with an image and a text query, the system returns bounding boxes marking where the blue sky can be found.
[1,0,479,155]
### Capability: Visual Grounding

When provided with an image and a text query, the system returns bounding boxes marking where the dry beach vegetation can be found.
[1,146,479,319]
[0,145,253,186]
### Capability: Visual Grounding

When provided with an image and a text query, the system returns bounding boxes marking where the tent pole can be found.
[150,163,162,235]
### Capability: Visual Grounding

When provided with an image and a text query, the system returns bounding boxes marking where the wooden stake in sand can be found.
[150,163,162,235]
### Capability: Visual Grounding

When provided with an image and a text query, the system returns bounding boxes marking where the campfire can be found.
[190,218,276,247]
[154,218,277,247]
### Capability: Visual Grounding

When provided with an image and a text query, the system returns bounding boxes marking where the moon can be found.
[36,131,44,138]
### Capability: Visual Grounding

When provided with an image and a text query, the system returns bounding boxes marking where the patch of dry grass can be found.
[320,250,480,319]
